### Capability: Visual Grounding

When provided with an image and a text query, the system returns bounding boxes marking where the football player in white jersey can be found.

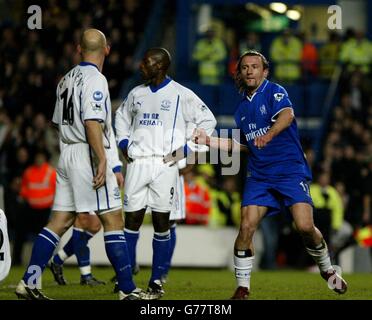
[49,129,123,287]
[112,158,191,293]
[16,29,141,300]
[161,158,190,283]
[115,47,217,299]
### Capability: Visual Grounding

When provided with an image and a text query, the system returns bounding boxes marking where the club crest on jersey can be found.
[274,93,284,102]
[260,104,267,115]
[123,194,129,206]
[93,91,103,101]
[113,187,121,200]
[160,99,171,111]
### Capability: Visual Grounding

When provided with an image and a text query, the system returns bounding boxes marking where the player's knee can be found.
[152,212,170,233]
[124,211,144,231]
[86,221,102,234]
[296,222,315,236]
[47,218,74,236]
[102,218,124,231]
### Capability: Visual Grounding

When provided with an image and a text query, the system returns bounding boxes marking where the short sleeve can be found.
[271,85,293,121]
[81,74,108,122]
[52,88,60,126]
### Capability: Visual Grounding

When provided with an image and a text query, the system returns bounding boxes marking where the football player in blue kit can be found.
[193,50,347,299]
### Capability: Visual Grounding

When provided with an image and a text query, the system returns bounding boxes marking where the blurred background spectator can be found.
[192,26,227,85]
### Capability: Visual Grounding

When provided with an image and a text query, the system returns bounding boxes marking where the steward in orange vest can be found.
[184,169,211,225]
[20,149,56,210]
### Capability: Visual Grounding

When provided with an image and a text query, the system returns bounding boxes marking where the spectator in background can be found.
[239,31,261,56]
[195,164,224,226]
[319,32,341,79]
[270,29,302,83]
[0,109,12,177]
[192,26,227,85]
[217,176,241,227]
[300,32,318,79]
[310,169,344,250]
[15,149,56,265]
[184,168,211,225]
[332,145,364,228]
[343,71,371,116]
[228,31,261,79]
[0,0,153,185]
[340,30,372,75]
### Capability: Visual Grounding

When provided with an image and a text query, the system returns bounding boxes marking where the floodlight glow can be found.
[286,9,301,20]
[269,2,287,14]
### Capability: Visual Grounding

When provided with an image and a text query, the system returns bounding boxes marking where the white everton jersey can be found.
[52,62,112,148]
[58,124,122,170]
[115,78,217,158]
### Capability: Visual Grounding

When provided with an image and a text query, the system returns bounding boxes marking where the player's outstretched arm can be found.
[193,128,248,153]
[85,120,107,189]
[254,108,294,149]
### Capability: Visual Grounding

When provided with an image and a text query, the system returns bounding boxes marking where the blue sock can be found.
[23,228,60,286]
[104,231,135,293]
[85,231,94,240]
[80,231,94,277]
[124,228,139,270]
[52,254,65,266]
[61,236,74,257]
[52,229,77,266]
[71,228,91,269]
[150,230,170,284]
[163,224,177,276]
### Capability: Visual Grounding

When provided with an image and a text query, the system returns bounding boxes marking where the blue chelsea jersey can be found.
[234,79,312,180]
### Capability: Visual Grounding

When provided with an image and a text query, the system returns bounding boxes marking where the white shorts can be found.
[124,157,178,212]
[145,174,186,220]
[170,174,186,220]
[53,143,122,213]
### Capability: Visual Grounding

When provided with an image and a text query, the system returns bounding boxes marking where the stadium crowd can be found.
[0,0,153,265]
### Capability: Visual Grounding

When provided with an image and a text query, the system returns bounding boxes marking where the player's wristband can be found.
[112,166,122,173]
[118,139,129,151]
[183,144,192,157]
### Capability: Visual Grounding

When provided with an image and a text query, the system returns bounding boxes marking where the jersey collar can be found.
[257,79,269,93]
[79,61,99,71]
[149,76,172,93]
[246,79,269,101]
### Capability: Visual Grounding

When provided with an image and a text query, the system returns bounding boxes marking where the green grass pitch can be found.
[1,266,371,300]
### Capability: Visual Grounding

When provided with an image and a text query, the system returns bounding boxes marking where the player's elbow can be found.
[207,118,217,134]
[212,117,217,129]
[283,109,295,126]
[288,110,295,122]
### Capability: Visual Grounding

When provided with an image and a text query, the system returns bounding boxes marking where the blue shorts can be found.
[242,175,313,215]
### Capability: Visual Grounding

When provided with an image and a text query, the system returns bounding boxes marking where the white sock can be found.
[306,240,332,272]
[234,254,254,289]
[80,265,92,276]
[57,250,68,262]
